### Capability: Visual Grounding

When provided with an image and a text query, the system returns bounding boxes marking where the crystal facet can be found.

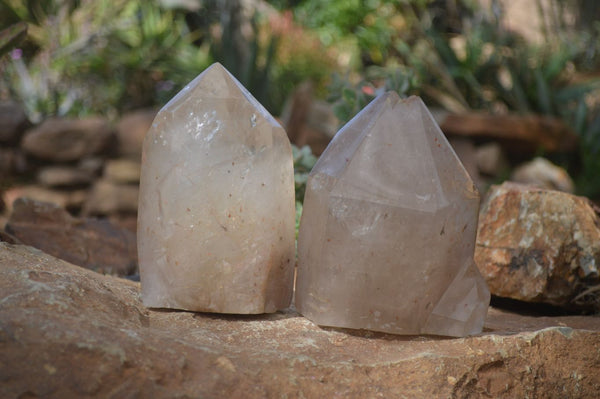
[295,93,490,336]
[138,63,296,314]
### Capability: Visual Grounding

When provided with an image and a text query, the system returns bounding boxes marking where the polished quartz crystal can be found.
[138,63,296,314]
[295,92,490,336]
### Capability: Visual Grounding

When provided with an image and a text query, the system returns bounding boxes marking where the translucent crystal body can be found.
[295,93,490,336]
[138,63,296,314]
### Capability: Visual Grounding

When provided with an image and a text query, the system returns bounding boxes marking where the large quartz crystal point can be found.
[295,92,490,337]
[138,63,296,314]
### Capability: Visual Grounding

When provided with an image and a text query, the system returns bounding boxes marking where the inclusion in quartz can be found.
[295,92,490,337]
[138,63,296,314]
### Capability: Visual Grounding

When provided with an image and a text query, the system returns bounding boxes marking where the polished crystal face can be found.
[295,93,490,337]
[138,63,296,314]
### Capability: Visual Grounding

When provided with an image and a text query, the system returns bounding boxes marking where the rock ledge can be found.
[1,243,599,398]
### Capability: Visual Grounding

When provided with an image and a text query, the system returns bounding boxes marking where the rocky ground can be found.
[1,242,599,398]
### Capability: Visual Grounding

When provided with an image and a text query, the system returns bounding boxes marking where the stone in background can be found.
[476,182,600,310]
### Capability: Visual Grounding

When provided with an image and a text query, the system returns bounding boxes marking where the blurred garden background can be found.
[1,0,599,212]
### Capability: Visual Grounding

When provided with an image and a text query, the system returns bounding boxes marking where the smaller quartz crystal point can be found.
[138,63,296,314]
[295,93,490,337]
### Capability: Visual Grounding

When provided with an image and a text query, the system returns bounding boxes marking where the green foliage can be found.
[315,0,600,197]
[0,22,27,58]
[0,0,336,119]
[294,0,369,46]
[327,66,416,125]
[2,0,599,198]
[292,144,317,203]
[414,19,599,118]
[207,5,278,112]
[295,201,303,239]
[292,144,317,236]
[269,26,337,113]
[196,2,337,115]
[0,0,210,120]
[292,0,425,66]
[573,104,600,198]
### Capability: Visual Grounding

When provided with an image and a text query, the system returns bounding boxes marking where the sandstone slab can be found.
[0,242,599,398]
[476,182,600,310]
[5,198,136,276]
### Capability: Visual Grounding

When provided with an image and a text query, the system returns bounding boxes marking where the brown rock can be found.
[21,117,114,162]
[1,242,599,398]
[5,198,136,276]
[37,166,94,188]
[0,101,30,144]
[476,182,600,309]
[115,108,156,158]
[0,229,21,244]
[0,147,28,178]
[108,214,138,234]
[3,185,88,213]
[441,112,578,154]
[281,82,338,155]
[83,179,139,216]
[103,158,141,184]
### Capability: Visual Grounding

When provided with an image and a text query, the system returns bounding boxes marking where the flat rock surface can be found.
[1,243,599,398]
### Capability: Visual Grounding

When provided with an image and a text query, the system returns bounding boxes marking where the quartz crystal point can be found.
[296,93,490,336]
[138,63,296,314]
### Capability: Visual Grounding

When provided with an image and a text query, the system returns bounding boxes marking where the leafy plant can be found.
[572,103,600,198]
[0,22,27,58]
[292,144,317,203]
[314,0,600,197]
[0,0,210,120]
[327,66,416,125]
[185,2,337,115]
[292,144,317,236]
